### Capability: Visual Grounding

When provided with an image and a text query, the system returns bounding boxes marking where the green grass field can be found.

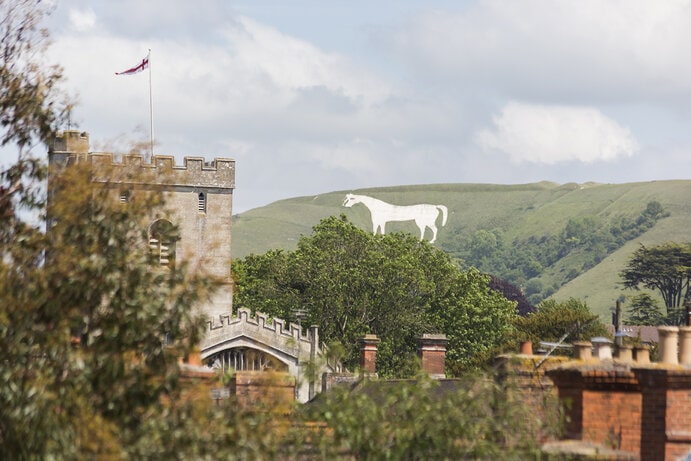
[232,180,691,319]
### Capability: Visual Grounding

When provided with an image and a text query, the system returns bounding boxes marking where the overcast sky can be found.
[45,0,691,213]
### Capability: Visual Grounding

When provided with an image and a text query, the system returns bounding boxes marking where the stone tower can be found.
[48,130,235,318]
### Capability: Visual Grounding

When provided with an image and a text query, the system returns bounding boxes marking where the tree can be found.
[513,298,609,350]
[626,293,665,326]
[0,4,236,456]
[233,215,518,376]
[302,374,552,460]
[1,0,68,227]
[1,0,68,152]
[620,242,691,324]
[488,275,535,316]
[1,158,230,458]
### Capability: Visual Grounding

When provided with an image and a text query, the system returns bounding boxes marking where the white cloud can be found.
[43,0,691,212]
[475,102,639,164]
[68,8,96,32]
[224,17,392,104]
[384,0,691,104]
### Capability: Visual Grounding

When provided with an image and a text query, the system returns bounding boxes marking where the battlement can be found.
[89,153,235,189]
[49,131,235,189]
[49,130,89,155]
[204,308,312,347]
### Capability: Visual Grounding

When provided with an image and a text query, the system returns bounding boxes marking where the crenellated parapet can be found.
[88,152,235,189]
[50,130,90,155]
[202,308,314,355]
[200,308,336,402]
[48,130,235,190]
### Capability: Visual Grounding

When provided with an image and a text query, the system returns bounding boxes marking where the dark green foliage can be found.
[620,242,691,324]
[453,202,669,303]
[233,215,518,376]
[488,275,535,316]
[513,298,609,351]
[302,375,554,460]
[625,293,665,326]
[1,162,219,458]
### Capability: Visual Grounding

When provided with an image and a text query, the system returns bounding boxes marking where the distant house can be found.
[607,324,659,344]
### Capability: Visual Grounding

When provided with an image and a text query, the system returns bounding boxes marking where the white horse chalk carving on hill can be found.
[342,193,448,243]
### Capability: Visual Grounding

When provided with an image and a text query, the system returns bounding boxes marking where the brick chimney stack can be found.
[359,334,380,374]
[418,334,448,379]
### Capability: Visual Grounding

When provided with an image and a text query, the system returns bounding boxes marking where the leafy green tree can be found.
[233,215,518,376]
[0,0,68,152]
[513,298,609,350]
[303,374,553,460]
[620,242,691,324]
[626,293,665,326]
[466,228,504,264]
[561,216,598,249]
[1,159,225,458]
[0,4,232,454]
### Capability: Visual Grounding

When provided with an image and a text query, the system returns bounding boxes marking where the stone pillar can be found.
[573,341,592,361]
[308,325,319,400]
[679,326,691,366]
[418,334,448,379]
[658,326,679,365]
[359,334,380,374]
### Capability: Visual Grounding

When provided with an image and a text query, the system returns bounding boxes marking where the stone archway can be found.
[201,308,338,402]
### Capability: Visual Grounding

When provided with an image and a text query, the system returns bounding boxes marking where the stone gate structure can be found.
[202,308,335,402]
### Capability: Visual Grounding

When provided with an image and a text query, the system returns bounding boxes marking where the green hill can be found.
[231,180,691,320]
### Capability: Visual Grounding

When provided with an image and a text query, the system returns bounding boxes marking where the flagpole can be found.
[148,49,154,158]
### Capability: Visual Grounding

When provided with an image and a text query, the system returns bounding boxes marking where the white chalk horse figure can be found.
[342,193,448,243]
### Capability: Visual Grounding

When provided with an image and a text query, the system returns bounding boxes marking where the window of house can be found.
[198,192,206,213]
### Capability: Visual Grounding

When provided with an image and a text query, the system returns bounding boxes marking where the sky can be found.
[43,0,691,213]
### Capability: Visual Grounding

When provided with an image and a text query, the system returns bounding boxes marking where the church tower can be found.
[48,130,235,318]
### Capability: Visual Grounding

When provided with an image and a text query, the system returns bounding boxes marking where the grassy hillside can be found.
[232,180,691,319]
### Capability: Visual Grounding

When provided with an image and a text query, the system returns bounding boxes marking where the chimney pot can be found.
[591,337,613,360]
[520,340,533,355]
[573,341,593,361]
[679,326,691,365]
[616,344,633,363]
[658,326,679,365]
[634,345,650,364]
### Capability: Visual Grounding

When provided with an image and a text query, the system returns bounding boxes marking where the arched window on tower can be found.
[198,192,206,213]
[149,219,178,268]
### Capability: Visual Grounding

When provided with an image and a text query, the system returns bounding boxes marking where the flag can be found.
[115,53,149,76]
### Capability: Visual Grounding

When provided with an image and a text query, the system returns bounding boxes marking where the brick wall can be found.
[546,356,691,460]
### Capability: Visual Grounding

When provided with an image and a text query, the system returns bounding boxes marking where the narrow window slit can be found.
[198,192,206,213]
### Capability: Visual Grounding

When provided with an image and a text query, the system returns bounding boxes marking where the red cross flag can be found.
[115,53,149,75]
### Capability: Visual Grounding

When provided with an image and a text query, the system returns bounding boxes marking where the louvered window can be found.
[149,219,177,268]
[198,192,206,213]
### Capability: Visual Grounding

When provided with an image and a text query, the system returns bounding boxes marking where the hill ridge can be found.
[232,179,691,319]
